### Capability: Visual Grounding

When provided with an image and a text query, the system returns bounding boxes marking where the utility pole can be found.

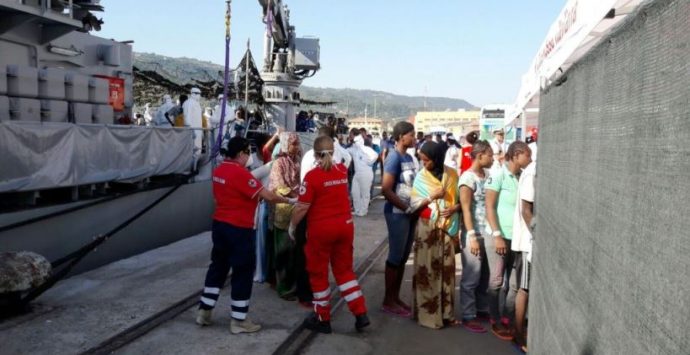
[364,104,368,124]
[374,97,377,118]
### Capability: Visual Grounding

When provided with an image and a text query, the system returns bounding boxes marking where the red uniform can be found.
[212,161,264,228]
[459,145,473,174]
[298,163,367,321]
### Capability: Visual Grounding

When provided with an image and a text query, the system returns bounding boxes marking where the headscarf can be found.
[278,132,302,161]
[419,141,445,181]
[269,132,301,230]
[410,165,460,236]
[269,132,301,196]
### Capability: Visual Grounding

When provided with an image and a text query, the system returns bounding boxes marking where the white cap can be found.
[191,87,201,95]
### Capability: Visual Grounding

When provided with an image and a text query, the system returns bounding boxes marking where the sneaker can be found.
[230,318,262,334]
[355,314,370,332]
[303,313,332,334]
[196,308,212,326]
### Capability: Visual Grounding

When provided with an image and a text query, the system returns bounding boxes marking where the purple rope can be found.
[212,2,232,158]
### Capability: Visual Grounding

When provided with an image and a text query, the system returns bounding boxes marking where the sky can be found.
[99,0,565,107]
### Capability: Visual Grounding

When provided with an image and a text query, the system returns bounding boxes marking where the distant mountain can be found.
[133,52,476,119]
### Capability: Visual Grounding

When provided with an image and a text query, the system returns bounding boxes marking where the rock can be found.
[0,252,52,294]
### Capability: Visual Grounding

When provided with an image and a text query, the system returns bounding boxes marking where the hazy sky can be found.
[99,0,565,107]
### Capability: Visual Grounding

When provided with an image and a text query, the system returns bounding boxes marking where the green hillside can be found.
[133,52,476,119]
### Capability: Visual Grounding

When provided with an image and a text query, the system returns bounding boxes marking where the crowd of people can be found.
[194,117,538,352]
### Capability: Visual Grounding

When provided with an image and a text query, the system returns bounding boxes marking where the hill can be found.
[133,52,476,119]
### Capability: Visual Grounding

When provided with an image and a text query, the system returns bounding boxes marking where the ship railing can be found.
[10,0,75,18]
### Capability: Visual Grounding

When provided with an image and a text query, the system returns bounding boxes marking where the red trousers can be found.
[305,217,367,321]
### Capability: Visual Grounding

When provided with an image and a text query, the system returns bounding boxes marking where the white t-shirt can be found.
[512,162,536,259]
[300,139,352,182]
[489,138,508,171]
[444,146,459,170]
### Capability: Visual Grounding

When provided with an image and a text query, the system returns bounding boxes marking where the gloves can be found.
[287,197,298,205]
[288,223,296,242]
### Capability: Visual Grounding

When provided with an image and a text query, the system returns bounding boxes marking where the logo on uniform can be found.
[248,179,257,188]
[299,182,307,195]
[487,177,493,185]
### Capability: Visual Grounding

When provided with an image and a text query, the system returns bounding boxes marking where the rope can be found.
[18,183,184,306]
[211,0,233,158]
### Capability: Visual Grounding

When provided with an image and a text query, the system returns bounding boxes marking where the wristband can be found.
[491,230,502,237]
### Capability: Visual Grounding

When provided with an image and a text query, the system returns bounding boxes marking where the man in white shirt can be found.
[511,158,536,351]
[300,126,352,182]
[489,128,508,172]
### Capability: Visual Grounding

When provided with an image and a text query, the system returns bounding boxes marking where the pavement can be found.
[0,179,520,355]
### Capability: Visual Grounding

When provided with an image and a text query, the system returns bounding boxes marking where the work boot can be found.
[230,318,262,334]
[303,313,332,334]
[195,308,213,326]
[355,313,370,332]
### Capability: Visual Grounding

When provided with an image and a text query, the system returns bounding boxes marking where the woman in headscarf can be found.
[268,132,302,299]
[410,141,461,329]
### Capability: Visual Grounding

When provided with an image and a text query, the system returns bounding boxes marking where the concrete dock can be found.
[0,198,518,355]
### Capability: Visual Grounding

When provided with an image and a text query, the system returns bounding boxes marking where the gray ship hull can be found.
[0,180,213,275]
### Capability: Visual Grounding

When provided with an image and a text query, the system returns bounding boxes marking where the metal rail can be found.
[78,237,389,355]
[272,239,389,355]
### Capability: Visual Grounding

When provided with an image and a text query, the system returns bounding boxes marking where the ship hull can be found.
[0,180,213,275]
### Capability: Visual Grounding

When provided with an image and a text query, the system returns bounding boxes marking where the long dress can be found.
[410,166,460,329]
[268,133,301,299]
[412,218,457,329]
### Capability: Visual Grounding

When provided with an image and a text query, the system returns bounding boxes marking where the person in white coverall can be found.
[154,94,175,127]
[183,87,203,154]
[348,135,379,216]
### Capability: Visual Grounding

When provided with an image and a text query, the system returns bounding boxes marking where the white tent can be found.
[507,0,644,131]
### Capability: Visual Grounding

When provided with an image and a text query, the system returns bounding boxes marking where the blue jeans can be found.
[384,213,416,267]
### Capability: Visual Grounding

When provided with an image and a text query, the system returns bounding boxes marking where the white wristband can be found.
[491,230,502,237]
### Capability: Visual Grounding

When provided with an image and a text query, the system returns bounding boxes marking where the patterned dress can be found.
[268,133,301,298]
[410,165,460,329]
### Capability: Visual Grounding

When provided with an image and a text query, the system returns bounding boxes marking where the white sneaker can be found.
[231,318,262,334]
[196,309,213,326]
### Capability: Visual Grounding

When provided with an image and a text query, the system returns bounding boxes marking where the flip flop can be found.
[463,319,487,333]
[491,326,514,341]
[381,304,412,318]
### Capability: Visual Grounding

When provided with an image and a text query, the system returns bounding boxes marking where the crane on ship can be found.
[257,0,320,131]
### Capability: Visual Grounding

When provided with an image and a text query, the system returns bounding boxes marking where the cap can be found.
[191,88,201,95]
[493,128,505,134]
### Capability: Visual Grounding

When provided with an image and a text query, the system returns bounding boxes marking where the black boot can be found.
[303,313,332,334]
[355,313,370,332]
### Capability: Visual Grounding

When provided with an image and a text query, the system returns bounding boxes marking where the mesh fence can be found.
[531,0,690,354]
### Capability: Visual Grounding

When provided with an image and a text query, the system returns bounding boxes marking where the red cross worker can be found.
[289,136,370,334]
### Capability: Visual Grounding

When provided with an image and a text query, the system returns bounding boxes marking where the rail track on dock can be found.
[79,237,389,355]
